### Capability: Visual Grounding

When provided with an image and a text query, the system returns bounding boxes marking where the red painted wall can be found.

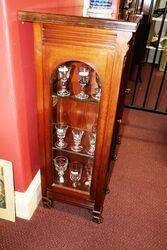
[0,0,82,192]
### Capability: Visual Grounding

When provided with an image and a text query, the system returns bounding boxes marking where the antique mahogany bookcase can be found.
[18,7,140,223]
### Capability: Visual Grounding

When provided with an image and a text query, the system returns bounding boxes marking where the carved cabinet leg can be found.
[42,196,54,208]
[92,210,103,224]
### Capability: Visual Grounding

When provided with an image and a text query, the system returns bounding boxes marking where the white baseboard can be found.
[15,170,42,220]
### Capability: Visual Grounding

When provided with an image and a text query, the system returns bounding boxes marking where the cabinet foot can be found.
[92,210,103,224]
[42,197,53,208]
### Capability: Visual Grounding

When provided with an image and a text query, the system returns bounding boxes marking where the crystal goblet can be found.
[71,128,84,152]
[55,124,68,149]
[85,158,93,188]
[70,162,83,188]
[86,132,96,155]
[75,67,90,100]
[53,156,68,184]
[57,65,71,97]
[92,74,102,101]
[92,87,101,101]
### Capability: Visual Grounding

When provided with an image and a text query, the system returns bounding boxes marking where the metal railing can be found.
[125,0,167,115]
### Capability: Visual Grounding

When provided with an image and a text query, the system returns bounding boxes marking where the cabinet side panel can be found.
[93,32,132,214]
[33,23,47,196]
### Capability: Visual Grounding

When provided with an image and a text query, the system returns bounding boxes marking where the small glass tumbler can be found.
[87,132,96,155]
[53,156,68,184]
[55,124,68,149]
[57,65,71,97]
[70,162,83,188]
[85,158,94,188]
[92,74,102,101]
[75,67,90,100]
[92,87,101,101]
[71,128,84,152]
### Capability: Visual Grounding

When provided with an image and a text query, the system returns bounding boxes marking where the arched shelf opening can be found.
[50,61,102,193]
[51,60,102,102]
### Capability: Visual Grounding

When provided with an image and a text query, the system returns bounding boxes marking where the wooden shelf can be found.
[52,93,100,104]
[52,146,94,158]
[52,181,90,195]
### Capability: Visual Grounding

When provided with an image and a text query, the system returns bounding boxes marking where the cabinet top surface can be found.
[18,6,141,32]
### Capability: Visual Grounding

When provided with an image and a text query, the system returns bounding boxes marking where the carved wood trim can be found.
[42,24,117,49]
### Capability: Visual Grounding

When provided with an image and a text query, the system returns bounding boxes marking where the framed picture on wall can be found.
[0,159,15,222]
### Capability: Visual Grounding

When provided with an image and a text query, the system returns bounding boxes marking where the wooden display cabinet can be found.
[18,7,140,223]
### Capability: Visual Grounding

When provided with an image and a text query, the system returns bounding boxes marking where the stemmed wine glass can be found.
[70,162,83,188]
[85,158,93,188]
[92,74,101,101]
[55,123,68,149]
[53,156,68,184]
[86,132,96,156]
[57,65,71,96]
[71,128,84,152]
[75,66,90,100]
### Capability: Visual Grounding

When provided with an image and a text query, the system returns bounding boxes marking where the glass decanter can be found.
[70,162,83,188]
[57,65,71,96]
[75,66,90,100]
[55,124,68,149]
[53,156,68,184]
